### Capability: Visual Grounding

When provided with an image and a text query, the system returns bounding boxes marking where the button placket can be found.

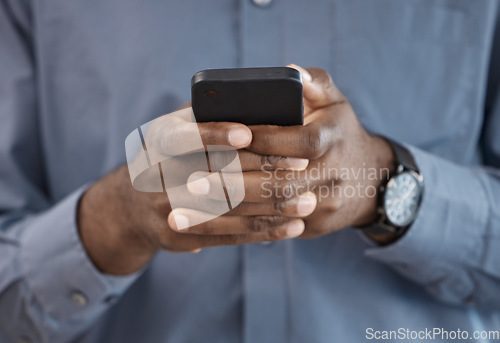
[241,0,284,67]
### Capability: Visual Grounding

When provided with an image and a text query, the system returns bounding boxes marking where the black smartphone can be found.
[191,67,303,126]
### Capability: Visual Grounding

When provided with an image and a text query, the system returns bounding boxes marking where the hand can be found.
[78,108,311,275]
[182,65,395,241]
[249,65,396,239]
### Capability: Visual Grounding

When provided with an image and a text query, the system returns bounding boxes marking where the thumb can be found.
[288,64,346,110]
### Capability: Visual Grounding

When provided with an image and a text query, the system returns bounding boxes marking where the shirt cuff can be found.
[19,185,142,321]
[364,145,489,303]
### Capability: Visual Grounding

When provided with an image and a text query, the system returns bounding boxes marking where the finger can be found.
[207,149,309,172]
[167,219,305,251]
[166,182,316,217]
[230,192,317,217]
[288,64,346,111]
[168,209,305,237]
[161,218,304,252]
[247,114,342,159]
[187,170,316,203]
[143,108,253,158]
[197,121,252,149]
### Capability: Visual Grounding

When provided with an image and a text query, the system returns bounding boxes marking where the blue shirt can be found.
[1,0,500,342]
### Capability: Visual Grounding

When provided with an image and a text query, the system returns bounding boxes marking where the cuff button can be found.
[70,291,88,307]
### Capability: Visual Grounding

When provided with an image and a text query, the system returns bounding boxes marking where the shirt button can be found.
[70,291,88,307]
[260,241,274,246]
[252,0,273,8]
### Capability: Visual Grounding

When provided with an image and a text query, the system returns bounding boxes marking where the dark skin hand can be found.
[79,111,312,275]
[173,65,397,241]
[78,65,395,276]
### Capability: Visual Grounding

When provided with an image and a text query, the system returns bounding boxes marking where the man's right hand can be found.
[77,108,314,275]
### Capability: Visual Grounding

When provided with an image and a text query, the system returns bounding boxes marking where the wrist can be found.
[352,135,395,226]
[78,166,159,275]
[368,136,399,244]
[352,135,402,244]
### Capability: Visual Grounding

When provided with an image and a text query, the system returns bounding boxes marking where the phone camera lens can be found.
[204,90,220,98]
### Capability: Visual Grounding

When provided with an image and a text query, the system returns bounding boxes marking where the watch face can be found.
[384,171,423,227]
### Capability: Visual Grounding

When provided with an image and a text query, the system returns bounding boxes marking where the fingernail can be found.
[297,192,317,216]
[187,174,210,195]
[228,128,251,148]
[173,213,190,231]
[285,157,309,171]
[286,220,305,237]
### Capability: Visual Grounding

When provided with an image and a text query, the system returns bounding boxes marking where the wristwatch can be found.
[358,138,424,237]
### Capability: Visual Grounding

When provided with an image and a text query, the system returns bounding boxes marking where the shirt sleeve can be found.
[364,9,500,309]
[0,1,140,342]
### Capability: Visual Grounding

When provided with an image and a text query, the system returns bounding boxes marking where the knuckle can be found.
[260,155,272,169]
[305,126,327,159]
[278,177,306,201]
[268,185,283,203]
[200,123,221,146]
[249,216,271,233]
[204,133,216,146]
[264,184,281,202]
[260,154,284,169]
[248,216,281,233]
[329,194,345,212]
[272,201,287,215]
[279,180,295,200]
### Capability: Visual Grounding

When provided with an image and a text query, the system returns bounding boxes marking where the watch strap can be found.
[355,137,420,238]
[387,138,419,173]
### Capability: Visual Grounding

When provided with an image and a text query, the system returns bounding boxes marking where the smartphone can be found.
[191,67,303,126]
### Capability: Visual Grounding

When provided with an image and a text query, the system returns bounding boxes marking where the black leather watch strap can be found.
[355,137,421,240]
[387,138,419,173]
